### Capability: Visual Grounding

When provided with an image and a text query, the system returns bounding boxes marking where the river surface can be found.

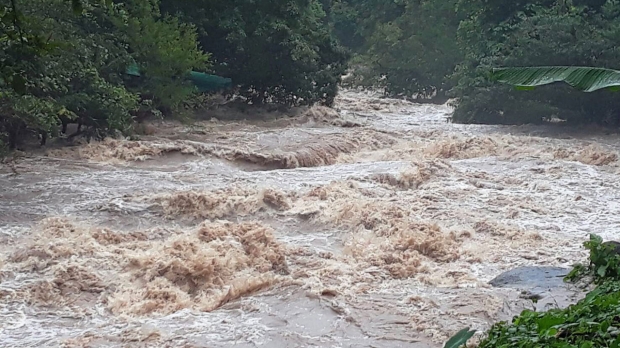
[2,90,620,347]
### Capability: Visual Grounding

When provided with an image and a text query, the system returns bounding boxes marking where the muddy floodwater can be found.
[2,90,620,347]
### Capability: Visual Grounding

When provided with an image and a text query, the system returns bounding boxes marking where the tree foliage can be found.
[159,0,349,106]
[332,0,620,120]
[451,0,620,125]
[367,0,462,100]
[331,0,463,102]
[6,0,620,150]
[0,0,208,149]
[119,0,209,115]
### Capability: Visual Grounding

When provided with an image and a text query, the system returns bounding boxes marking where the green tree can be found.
[331,0,463,103]
[451,0,620,125]
[364,0,463,101]
[1,0,78,148]
[0,0,209,149]
[118,0,209,116]
[329,0,406,50]
[159,0,349,106]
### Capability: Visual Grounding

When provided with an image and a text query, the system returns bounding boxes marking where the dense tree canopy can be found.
[4,0,620,150]
[331,0,620,123]
[159,0,349,106]
[451,0,620,125]
[330,0,463,102]
[1,0,348,149]
[0,0,208,149]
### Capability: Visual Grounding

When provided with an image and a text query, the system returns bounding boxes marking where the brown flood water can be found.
[2,90,620,347]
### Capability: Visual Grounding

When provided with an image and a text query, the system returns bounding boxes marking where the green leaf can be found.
[537,315,565,334]
[600,320,611,333]
[545,327,558,337]
[491,67,620,93]
[11,74,26,95]
[590,234,604,244]
[444,328,476,348]
[70,0,83,14]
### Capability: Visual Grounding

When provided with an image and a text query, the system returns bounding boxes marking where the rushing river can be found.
[2,90,620,347]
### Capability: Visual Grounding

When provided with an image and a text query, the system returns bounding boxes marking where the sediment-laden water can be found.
[2,90,620,347]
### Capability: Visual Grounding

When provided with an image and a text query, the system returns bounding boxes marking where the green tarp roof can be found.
[126,63,232,92]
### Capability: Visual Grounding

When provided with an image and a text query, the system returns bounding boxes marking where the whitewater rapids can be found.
[1,90,619,347]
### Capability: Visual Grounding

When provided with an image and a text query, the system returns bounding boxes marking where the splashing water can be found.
[2,90,620,347]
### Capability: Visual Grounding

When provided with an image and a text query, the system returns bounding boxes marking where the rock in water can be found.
[489,266,582,311]
[489,266,568,291]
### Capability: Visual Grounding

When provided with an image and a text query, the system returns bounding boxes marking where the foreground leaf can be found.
[491,66,620,92]
[444,327,476,348]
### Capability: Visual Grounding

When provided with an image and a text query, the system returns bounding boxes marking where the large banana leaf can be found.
[443,328,476,348]
[491,66,620,92]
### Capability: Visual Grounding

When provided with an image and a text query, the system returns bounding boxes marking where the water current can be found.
[2,90,620,347]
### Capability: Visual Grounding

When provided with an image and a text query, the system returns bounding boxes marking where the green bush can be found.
[451,0,620,125]
[566,234,620,282]
[478,282,620,347]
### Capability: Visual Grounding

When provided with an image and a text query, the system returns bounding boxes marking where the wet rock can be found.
[489,266,582,311]
[490,266,567,292]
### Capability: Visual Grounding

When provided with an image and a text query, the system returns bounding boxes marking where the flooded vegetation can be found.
[2,90,620,347]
